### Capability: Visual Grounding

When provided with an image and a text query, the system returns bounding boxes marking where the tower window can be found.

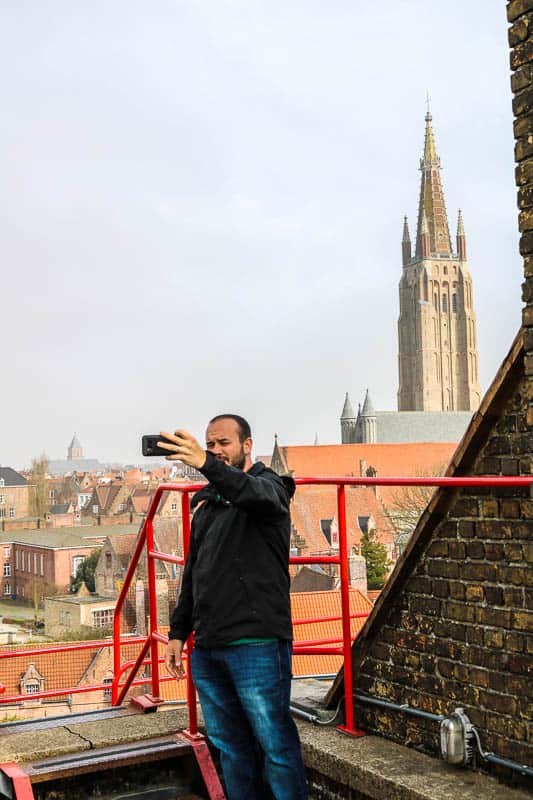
[434,293,438,311]
[452,294,457,313]
[442,294,448,313]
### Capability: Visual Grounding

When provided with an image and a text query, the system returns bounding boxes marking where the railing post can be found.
[181,491,198,737]
[146,516,161,700]
[336,483,365,737]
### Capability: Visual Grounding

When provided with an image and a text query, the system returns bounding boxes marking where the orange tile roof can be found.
[290,588,373,676]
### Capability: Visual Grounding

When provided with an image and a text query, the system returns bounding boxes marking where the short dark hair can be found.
[209,414,252,443]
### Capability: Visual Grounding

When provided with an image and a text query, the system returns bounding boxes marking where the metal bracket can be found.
[0,763,34,800]
[176,733,226,800]
[129,694,165,713]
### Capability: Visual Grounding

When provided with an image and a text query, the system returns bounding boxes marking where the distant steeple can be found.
[341,392,355,419]
[456,208,467,260]
[402,216,411,267]
[415,111,452,258]
[313,432,319,446]
[340,393,357,444]
[271,434,289,475]
[68,433,83,461]
[360,390,377,444]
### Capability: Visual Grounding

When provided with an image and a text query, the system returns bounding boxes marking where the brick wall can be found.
[336,5,533,782]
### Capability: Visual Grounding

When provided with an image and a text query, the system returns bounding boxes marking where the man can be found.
[162,415,308,800]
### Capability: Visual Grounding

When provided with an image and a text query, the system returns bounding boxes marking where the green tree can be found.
[29,453,49,518]
[70,549,100,593]
[361,528,390,590]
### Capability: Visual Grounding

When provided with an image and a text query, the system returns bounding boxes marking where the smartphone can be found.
[141,434,173,457]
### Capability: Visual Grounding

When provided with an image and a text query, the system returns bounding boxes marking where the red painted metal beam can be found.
[0,763,35,799]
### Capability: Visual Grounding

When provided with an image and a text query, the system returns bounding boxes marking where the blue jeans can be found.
[191,640,308,800]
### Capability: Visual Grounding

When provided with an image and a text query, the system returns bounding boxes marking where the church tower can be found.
[397,111,481,412]
[67,433,83,461]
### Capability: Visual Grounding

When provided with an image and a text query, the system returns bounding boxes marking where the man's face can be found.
[205,418,252,470]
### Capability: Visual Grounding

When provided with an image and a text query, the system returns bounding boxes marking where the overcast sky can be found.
[1,1,522,468]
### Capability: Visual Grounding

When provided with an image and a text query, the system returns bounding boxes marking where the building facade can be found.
[397,111,481,412]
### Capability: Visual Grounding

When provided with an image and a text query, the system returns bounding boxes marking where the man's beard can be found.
[229,447,246,470]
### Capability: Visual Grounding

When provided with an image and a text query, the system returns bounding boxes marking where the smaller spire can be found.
[361,389,375,416]
[456,209,467,260]
[341,392,356,420]
[313,432,319,446]
[402,215,411,267]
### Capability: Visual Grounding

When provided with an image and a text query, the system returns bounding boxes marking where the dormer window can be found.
[0,479,4,487]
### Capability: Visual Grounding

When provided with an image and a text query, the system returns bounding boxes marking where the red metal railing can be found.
[1,475,532,737]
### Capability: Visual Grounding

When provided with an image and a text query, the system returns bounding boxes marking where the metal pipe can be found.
[355,692,445,722]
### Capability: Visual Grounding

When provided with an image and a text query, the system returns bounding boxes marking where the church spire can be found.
[402,216,411,267]
[415,110,452,258]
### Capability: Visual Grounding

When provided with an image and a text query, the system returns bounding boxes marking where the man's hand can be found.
[158,429,207,469]
[165,638,186,680]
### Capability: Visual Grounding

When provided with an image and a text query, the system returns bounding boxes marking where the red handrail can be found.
[1,474,532,735]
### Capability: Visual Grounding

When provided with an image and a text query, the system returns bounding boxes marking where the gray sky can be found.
[1,1,522,468]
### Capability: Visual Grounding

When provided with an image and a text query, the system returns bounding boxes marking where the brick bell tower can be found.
[397,110,481,412]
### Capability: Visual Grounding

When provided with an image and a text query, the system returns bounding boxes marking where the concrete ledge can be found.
[297,721,533,800]
[0,707,530,799]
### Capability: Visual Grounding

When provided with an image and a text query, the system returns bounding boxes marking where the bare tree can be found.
[386,462,447,554]
[29,453,49,519]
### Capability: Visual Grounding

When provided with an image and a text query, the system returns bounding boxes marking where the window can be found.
[117,503,125,512]
[40,554,44,576]
[3,546,10,558]
[442,294,448,313]
[25,682,40,695]
[65,611,71,626]
[0,479,4,487]
[9,507,14,519]
[105,552,112,569]
[93,505,99,514]
[103,677,113,699]
[72,556,85,576]
[3,564,11,577]
[60,610,64,624]
[4,582,11,595]
[15,551,19,568]
[0,495,5,505]
[93,608,114,628]
[21,552,24,572]
[452,293,457,313]
[320,519,333,545]
[0,509,5,518]
[34,553,38,575]
[171,502,177,512]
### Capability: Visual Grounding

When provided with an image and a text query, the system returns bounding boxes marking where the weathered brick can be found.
[405,576,432,594]
[505,632,525,652]
[475,607,512,628]
[457,520,475,538]
[504,541,524,560]
[482,542,505,561]
[484,628,504,648]
[434,626,467,649]
[448,581,466,601]
[496,414,518,434]
[517,136,533,163]
[513,609,533,631]
[444,601,476,623]
[486,712,527,740]
[484,586,505,606]
[469,667,490,689]
[465,584,484,602]
[516,112,533,139]
[465,540,485,559]
[501,499,520,517]
[508,0,533,23]
[508,652,532,673]
[509,13,532,46]
[427,559,459,578]
[479,457,501,474]
[451,498,479,516]
[427,540,448,557]
[524,541,533,562]
[431,579,450,598]
[520,229,533,254]
[409,595,440,616]
[476,521,512,541]
[503,586,524,606]
[480,498,499,517]
[516,156,533,185]
[512,63,533,92]
[479,691,517,715]
[462,562,498,582]
[518,183,533,209]
[511,36,533,70]
[448,541,466,559]
[466,625,484,645]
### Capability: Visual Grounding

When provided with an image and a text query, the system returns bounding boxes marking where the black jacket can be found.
[169,451,295,647]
